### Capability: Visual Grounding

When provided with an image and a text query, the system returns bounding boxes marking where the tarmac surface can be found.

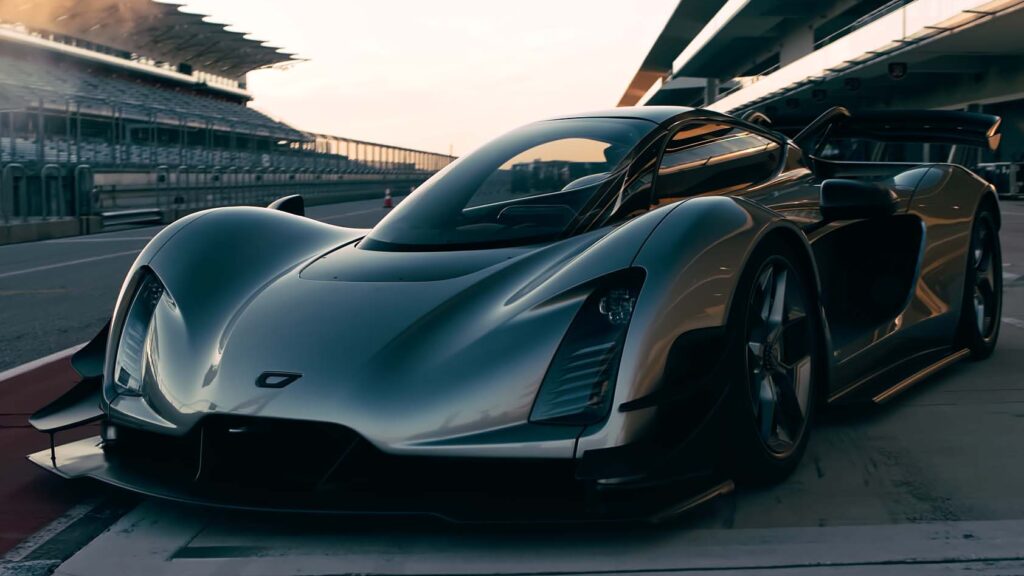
[0,198,1023,575]
[0,198,395,372]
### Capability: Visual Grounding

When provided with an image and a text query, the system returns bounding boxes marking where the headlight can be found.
[530,268,645,425]
[112,270,165,396]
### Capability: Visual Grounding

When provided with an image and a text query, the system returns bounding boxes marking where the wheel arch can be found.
[585,198,829,453]
[622,198,831,413]
[583,203,831,464]
[979,186,1001,230]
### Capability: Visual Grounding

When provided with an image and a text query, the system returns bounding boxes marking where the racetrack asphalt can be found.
[0,197,400,372]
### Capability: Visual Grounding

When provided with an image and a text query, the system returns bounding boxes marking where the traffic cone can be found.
[383,188,393,209]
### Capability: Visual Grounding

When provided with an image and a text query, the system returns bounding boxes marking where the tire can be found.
[725,236,821,485]
[958,206,1002,360]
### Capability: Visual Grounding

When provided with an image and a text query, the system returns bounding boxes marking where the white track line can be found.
[0,343,84,384]
[50,503,1024,576]
[0,250,140,280]
[1004,317,1024,330]
[0,498,102,563]
[43,237,153,243]
[320,207,384,221]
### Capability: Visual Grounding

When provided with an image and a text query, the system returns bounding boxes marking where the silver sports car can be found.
[30,105,1003,521]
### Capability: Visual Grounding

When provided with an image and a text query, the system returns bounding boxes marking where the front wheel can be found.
[727,239,820,485]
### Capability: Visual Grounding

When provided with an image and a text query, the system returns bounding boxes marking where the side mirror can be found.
[267,194,305,216]
[820,179,897,221]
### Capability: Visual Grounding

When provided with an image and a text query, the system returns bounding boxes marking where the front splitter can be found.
[29,436,734,524]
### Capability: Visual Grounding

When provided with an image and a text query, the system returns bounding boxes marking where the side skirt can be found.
[826,347,970,405]
[646,479,735,524]
[872,348,971,404]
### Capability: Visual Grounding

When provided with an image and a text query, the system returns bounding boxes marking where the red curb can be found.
[0,356,100,555]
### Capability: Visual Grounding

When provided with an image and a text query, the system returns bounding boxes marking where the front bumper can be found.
[29,413,732,523]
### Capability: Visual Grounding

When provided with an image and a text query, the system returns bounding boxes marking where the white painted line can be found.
[0,559,62,574]
[0,250,140,280]
[51,502,1024,576]
[0,343,85,384]
[55,501,208,576]
[0,498,101,563]
[1001,210,1024,216]
[43,237,153,243]
[1006,272,1021,283]
[321,207,385,221]
[1004,317,1024,330]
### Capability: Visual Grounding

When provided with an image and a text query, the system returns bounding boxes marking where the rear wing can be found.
[791,107,1001,156]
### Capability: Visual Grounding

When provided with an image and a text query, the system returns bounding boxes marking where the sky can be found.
[177,0,678,156]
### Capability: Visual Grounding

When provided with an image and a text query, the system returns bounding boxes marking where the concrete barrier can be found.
[0,218,79,245]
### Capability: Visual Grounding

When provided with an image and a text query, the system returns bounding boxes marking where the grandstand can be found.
[0,0,455,240]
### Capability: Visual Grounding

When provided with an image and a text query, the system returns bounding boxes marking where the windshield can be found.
[360,118,656,251]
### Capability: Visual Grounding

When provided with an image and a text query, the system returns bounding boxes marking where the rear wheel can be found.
[728,239,819,484]
[959,207,1002,360]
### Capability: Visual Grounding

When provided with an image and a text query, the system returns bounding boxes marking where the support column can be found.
[779,26,814,68]
[704,78,720,107]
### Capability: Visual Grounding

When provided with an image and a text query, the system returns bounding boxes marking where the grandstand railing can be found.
[0,162,430,224]
[0,96,456,172]
[0,99,456,223]
[94,172,427,214]
[0,87,454,224]
[0,136,432,173]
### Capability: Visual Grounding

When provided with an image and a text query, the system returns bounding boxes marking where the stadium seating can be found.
[0,51,427,175]
[0,53,302,140]
[0,0,455,227]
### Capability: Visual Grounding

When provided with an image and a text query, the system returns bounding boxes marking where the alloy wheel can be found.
[972,221,999,340]
[746,258,814,456]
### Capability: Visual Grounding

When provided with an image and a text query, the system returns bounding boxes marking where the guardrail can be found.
[1,162,26,223]
[93,171,424,213]
[0,161,429,225]
[812,0,909,51]
[100,208,164,227]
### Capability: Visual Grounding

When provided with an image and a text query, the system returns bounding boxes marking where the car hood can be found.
[107,207,672,455]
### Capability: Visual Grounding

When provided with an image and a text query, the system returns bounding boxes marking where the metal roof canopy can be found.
[0,0,298,79]
[618,0,727,106]
[726,2,1024,118]
[671,0,845,80]
[644,76,741,106]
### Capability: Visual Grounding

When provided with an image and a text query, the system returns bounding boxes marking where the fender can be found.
[267,194,305,216]
[32,212,279,434]
[578,196,809,454]
[101,207,365,412]
[895,164,999,353]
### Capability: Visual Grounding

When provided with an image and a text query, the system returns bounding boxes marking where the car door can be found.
[655,120,825,228]
[655,120,782,202]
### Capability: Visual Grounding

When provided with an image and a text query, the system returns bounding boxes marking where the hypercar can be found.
[29,105,1004,521]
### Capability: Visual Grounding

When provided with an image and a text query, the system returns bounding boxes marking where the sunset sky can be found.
[176,0,678,156]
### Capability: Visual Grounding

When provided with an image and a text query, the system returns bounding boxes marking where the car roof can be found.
[546,106,700,125]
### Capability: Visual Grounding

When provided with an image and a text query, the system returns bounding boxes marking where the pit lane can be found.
[1,200,1023,575]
